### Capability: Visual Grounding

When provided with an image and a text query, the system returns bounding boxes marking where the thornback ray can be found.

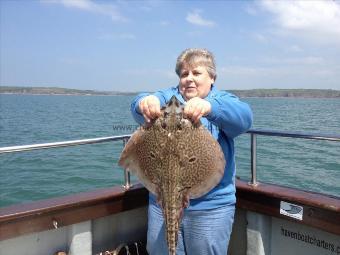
[118,95,226,255]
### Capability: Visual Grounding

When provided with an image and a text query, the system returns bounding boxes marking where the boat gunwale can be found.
[236,180,340,213]
[236,180,340,236]
[0,183,147,221]
[0,180,339,241]
[0,183,148,240]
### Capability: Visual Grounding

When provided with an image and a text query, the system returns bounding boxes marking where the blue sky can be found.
[1,0,340,92]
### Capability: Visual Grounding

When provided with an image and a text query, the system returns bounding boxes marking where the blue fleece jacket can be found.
[130,85,253,210]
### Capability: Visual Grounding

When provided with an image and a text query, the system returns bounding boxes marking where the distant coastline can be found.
[1,86,340,98]
[0,86,138,96]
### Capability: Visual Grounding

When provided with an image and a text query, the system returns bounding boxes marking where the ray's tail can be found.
[164,205,181,255]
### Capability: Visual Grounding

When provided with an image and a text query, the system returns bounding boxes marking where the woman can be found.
[130,48,253,255]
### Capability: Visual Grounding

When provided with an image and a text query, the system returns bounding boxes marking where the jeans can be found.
[147,201,235,255]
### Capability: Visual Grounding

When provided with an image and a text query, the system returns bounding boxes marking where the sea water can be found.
[0,94,339,207]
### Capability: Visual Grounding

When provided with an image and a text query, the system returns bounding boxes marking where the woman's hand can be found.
[184,97,211,124]
[139,95,161,122]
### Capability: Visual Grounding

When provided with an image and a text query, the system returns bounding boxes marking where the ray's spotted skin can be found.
[119,96,226,255]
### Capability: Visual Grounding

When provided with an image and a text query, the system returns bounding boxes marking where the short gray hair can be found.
[175,48,217,80]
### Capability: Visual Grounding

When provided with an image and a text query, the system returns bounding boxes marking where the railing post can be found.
[249,133,258,186]
[122,137,131,190]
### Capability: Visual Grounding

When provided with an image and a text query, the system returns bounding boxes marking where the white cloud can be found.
[186,9,216,27]
[220,65,278,77]
[245,4,258,16]
[287,45,303,53]
[252,32,269,43]
[218,64,339,89]
[42,0,128,22]
[259,0,340,44]
[58,0,92,10]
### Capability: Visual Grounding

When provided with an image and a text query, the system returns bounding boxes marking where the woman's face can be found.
[179,65,214,101]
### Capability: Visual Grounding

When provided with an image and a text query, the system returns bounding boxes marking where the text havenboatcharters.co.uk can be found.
[281,226,340,254]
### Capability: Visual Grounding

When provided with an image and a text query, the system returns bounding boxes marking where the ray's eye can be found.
[161,122,167,129]
[188,157,197,163]
[177,123,182,130]
[150,152,156,159]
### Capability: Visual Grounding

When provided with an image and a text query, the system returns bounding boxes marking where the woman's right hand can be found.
[139,95,161,122]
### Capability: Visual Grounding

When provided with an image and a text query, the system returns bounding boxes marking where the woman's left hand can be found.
[184,97,211,124]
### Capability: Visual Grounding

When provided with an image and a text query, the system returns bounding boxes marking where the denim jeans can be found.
[147,201,235,255]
